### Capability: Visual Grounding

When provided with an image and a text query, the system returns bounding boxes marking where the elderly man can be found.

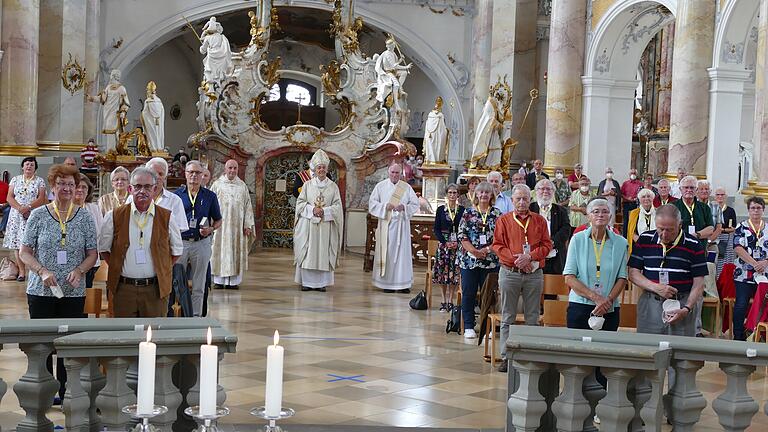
[673,175,714,250]
[669,167,686,198]
[294,150,344,292]
[525,159,549,189]
[629,204,707,337]
[653,179,677,207]
[530,179,570,274]
[211,160,255,290]
[492,184,553,372]
[369,163,420,293]
[568,163,584,190]
[695,180,722,336]
[201,167,211,187]
[174,161,222,316]
[621,168,644,235]
[487,171,513,214]
[127,157,189,231]
[99,167,183,317]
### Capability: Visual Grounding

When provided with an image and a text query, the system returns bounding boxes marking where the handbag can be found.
[0,257,18,281]
[409,290,428,310]
[446,304,461,334]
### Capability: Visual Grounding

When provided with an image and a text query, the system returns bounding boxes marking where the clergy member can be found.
[369,163,420,293]
[293,150,344,292]
[210,160,255,289]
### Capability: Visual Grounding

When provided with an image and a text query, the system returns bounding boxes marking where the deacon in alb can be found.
[141,81,165,152]
[369,163,420,292]
[210,160,255,288]
[200,17,233,83]
[293,150,344,292]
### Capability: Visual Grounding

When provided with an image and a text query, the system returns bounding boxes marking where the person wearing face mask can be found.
[597,168,620,221]
[569,177,595,231]
[552,168,571,206]
[620,168,644,236]
[531,179,570,274]
[568,163,584,191]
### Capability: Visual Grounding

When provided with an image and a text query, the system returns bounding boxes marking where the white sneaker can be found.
[593,415,601,424]
[464,329,477,339]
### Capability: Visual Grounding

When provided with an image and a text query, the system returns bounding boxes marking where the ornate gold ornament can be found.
[61,53,87,96]
[190,121,213,149]
[320,60,342,97]
[248,10,269,49]
[329,0,344,37]
[260,54,282,88]
[270,7,281,31]
[285,125,324,147]
[329,98,356,132]
[249,94,270,129]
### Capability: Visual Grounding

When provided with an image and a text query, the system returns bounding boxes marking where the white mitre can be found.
[309,149,330,173]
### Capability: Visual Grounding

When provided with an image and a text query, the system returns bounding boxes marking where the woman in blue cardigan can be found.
[432,184,465,312]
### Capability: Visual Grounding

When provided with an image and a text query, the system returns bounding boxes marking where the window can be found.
[268,84,281,102]
[285,84,311,106]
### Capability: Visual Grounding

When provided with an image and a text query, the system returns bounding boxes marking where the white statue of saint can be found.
[374,36,412,111]
[87,69,130,152]
[424,96,448,165]
[470,95,512,170]
[141,81,165,152]
[199,17,233,82]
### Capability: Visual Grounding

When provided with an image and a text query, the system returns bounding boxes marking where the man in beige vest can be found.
[98,167,183,317]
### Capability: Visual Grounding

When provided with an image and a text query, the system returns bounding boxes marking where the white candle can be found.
[264,330,284,417]
[199,327,218,416]
[137,326,156,415]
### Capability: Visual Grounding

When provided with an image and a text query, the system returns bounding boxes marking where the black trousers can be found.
[567,302,620,387]
[27,294,85,399]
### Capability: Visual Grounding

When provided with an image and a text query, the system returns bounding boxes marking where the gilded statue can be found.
[470,77,514,171]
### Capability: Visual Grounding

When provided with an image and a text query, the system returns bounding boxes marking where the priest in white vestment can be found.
[293,150,344,292]
[210,160,255,288]
[369,163,420,292]
[141,81,165,152]
[424,96,448,165]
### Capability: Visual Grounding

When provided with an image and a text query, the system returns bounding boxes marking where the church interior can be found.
[1,0,768,430]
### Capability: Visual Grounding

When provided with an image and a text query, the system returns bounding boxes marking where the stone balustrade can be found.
[505,326,768,432]
[0,318,232,432]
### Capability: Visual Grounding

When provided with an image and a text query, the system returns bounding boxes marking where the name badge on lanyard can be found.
[688,226,696,236]
[479,234,488,245]
[523,242,531,255]
[449,232,457,242]
[56,250,67,265]
[753,249,762,260]
[659,271,670,286]
[135,249,148,265]
[189,218,197,229]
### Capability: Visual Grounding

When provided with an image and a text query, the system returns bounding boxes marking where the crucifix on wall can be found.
[295,93,306,124]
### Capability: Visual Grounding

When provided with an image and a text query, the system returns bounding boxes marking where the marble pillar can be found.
[82,0,99,142]
[59,0,86,144]
[471,0,493,136]
[0,0,40,151]
[648,23,674,177]
[666,0,715,177]
[753,0,768,196]
[490,0,538,165]
[543,0,587,170]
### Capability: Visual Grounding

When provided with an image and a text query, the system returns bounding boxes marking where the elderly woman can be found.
[74,174,104,288]
[19,164,97,403]
[732,197,768,340]
[552,167,571,206]
[458,176,480,209]
[564,198,628,332]
[715,187,737,276]
[569,176,594,230]
[457,181,500,339]
[626,188,656,254]
[5,157,48,281]
[97,166,130,215]
[432,184,464,312]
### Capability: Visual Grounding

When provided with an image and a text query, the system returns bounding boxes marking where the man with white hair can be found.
[487,171,513,214]
[369,163,420,293]
[131,157,189,232]
[210,159,255,289]
[294,150,344,292]
[530,179,570,274]
[673,175,713,250]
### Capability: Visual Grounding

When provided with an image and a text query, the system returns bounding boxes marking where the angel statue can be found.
[200,16,233,83]
[374,35,412,112]
[470,79,514,171]
[86,69,130,152]
[423,96,448,165]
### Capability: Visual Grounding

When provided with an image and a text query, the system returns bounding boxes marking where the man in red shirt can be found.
[621,168,643,236]
[492,184,552,373]
[653,179,677,207]
[567,163,584,190]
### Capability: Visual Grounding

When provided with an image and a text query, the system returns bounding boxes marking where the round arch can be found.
[581,0,676,180]
[713,0,760,71]
[106,0,467,162]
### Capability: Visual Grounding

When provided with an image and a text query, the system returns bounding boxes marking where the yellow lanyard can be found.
[468,192,475,205]
[479,208,490,230]
[591,231,607,279]
[133,203,154,248]
[683,200,695,221]
[512,212,531,243]
[446,205,457,224]
[661,198,668,206]
[52,201,74,247]
[660,230,683,268]
[187,189,198,219]
[114,190,127,205]
[749,219,764,237]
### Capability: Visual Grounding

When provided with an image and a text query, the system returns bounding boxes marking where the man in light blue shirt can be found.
[488,171,512,214]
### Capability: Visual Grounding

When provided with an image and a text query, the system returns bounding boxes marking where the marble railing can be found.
[504,326,768,432]
[0,318,235,432]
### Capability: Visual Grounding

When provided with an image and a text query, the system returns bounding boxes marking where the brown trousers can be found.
[112,281,168,318]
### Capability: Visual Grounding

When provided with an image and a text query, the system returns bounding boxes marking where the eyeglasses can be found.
[131,184,155,191]
[55,182,75,189]
[749,206,764,211]
[186,170,202,176]
[591,209,611,215]
[537,187,554,191]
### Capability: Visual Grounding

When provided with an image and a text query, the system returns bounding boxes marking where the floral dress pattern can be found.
[733,221,768,284]
[432,205,463,285]
[3,175,45,249]
[457,207,501,269]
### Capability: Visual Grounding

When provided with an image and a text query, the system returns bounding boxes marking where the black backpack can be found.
[446,304,461,334]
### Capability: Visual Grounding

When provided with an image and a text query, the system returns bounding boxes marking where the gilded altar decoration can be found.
[259,54,282,88]
[329,0,344,37]
[190,121,214,149]
[270,7,281,31]
[320,60,342,97]
[500,88,539,170]
[341,17,364,55]
[248,10,268,49]
[285,125,324,148]
[61,53,87,96]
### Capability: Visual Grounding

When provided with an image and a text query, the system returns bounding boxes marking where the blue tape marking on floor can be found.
[326,374,366,383]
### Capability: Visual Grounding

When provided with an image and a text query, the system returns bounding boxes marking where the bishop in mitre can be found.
[369,163,420,292]
[210,160,255,289]
[293,150,344,292]
[424,96,448,165]
[469,95,512,170]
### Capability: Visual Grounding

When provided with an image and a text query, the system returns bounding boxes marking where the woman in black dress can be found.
[432,184,464,311]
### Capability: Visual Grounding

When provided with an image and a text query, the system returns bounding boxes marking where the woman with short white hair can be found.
[626,188,656,254]
[97,166,130,215]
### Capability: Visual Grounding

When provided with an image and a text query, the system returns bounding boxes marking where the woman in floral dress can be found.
[432,184,464,312]
[4,157,47,281]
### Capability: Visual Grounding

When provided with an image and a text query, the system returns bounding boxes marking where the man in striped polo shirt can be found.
[628,204,707,336]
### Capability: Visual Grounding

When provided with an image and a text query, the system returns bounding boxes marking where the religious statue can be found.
[423,96,448,165]
[470,79,514,171]
[374,35,412,112]
[141,81,165,154]
[87,69,130,152]
[199,17,233,83]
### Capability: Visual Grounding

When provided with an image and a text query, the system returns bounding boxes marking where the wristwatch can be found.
[682,305,691,312]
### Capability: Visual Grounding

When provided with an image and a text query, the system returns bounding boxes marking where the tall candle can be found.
[264,330,284,417]
[137,326,156,415]
[199,327,218,416]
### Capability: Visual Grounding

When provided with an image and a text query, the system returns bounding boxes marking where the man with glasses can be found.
[99,167,183,317]
[131,157,189,232]
[175,160,222,317]
[673,176,714,250]
[530,179,570,274]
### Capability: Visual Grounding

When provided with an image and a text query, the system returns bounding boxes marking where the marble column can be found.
[648,23,674,177]
[666,0,715,177]
[543,0,587,170]
[59,0,86,144]
[471,0,493,131]
[82,0,99,141]
[752,0,768,197]
[490,0,538,167]
[0,0,40,152]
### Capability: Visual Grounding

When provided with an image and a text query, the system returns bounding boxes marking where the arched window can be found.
[268,84,281,102]
[285,84,312,106]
